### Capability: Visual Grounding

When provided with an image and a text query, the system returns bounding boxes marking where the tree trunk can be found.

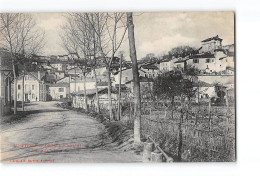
[83,73,88,111]
[22,73,25,111]
[127,12,142,143]
[171,96,175,119]
[7,77,11,112]
[177,109,183,161]
[117,54,123,121]
[74,67,76,93]
[107,70,114,120]
[12,62,17,115]
[93,68,100,113]
[69,75,71,99]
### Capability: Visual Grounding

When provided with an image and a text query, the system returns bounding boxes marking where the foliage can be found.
[168,45,197,58]
[153,72,195,100]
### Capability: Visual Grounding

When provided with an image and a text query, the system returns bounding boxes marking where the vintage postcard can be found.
[0,12,235,163]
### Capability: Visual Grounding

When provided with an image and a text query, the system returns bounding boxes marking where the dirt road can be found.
[0,101,141,163]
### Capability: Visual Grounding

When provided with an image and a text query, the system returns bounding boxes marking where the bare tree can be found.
[117,52,123,120]
[85,12,127,120]
[127,12,142,143]
[0,13,45,114]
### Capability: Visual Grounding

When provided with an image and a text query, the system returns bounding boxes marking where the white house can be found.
[69,75,109,93]
[54,70,65,80]
[140,64,159,78]
[71,88,118,110]
[187,35,235,74]
[112,68,146,86]
[16,71,47,102]
[200,35,223,53]
[193,81,216,101]
[48,83,69,100]
[90,66,107,77]
[159,58,175,72]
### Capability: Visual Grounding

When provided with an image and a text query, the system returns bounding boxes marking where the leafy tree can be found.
[168,46,197,58]
[153,71,196,161]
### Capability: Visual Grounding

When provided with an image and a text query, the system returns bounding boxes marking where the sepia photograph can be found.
[0,11,235,163]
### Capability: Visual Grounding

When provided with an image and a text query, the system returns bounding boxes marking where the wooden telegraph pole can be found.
[127,12,142,143]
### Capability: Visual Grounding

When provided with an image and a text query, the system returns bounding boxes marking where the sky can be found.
[32,12,234,60]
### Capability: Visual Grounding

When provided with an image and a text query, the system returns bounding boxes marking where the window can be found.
[18,84,21,90]
[206,59,210,63]
[59,88,64,92]
[32,85,35,90]
[18,93,20,99]
[32,94,35,99]
[125,77,128,81]
[25,85,28,91]
[193,59,199,63]
[25,75,29,80]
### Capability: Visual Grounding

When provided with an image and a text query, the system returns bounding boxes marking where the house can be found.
[174,59,187,72]
[112,68,146,86]
[159,57,175,72]
[71,87,118,110]
[90,66,107,77]
[0,48,13,116]
[200,35,223,53]
[49,56,66,71]
[140,64,159,78]
[56,76,70,84]
[48,83,69,100]
[193,81,216,102]
[16,71,47,102]
[127,77,154,99]
[226,67,234,75]
[188,53,216,73]
[187,36,235,74]
[54,70,65,80]
[69,75,109,93]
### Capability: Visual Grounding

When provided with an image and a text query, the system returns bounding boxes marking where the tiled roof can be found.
[159,57,172,63]
[97,82,108,86]
[141,64,159,70]
[189,53,215,59]
[201,35,223,42]
[174,59,187,63]
[71,87,118,96]
[226,67,234,71]
[194,81,214,87]
[48,83,69,87]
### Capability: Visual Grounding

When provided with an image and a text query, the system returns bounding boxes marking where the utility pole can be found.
[22,71,25,111]
[127,12,142,143]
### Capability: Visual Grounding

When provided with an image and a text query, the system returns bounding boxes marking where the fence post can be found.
[208,100,212,131]
[151,148,163,162]
[142,139,154,162]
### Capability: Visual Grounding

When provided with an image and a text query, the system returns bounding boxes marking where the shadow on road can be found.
[1,109,68,125]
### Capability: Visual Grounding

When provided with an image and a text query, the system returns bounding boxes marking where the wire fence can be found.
[139,104,235,162]
[117,100,235,162]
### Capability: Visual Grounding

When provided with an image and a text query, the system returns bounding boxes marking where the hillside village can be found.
[0,35,234,116]
[0,11,237,163]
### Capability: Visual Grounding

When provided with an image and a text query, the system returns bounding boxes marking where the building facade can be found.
[16,71,47,102]
[0,48,13,116]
